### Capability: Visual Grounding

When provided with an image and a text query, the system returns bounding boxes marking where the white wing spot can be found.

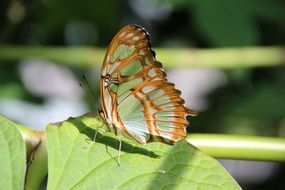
[132,36,140,41]
[126,33,134,38]
[147,68,157,77]
[139,50,145,55]
[119,32,126,38]
[145,57,150,64]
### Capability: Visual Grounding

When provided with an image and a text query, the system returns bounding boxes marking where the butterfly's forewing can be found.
[100,24,197,144]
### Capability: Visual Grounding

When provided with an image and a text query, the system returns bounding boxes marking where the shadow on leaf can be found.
[67,117,160,159]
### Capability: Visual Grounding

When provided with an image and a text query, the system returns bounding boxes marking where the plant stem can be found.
[16,119,285,163]
[16,125,47,190]
[0,46,284,69]
[187,134,285,162]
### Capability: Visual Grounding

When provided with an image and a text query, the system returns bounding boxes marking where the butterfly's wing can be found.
[100,24,197,144]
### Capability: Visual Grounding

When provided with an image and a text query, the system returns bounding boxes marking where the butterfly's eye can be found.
[104,75,119,88]
[104,77,110,88]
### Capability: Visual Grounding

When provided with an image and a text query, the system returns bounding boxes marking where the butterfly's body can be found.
[100,24,197,145]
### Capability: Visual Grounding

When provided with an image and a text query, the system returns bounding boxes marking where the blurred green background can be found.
[0,0,284,189]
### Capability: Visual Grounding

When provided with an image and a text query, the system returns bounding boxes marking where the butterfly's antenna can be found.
[80,74,103,113]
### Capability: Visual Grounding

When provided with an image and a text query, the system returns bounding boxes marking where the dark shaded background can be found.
[0,0,285,189]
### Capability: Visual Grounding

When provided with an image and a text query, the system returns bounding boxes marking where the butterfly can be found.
[98,24,197,161]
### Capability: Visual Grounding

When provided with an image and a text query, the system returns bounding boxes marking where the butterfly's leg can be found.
[115,135,122,166]
[104,143,121,166]
[93,121,107,141]
[105,145,113,160]
[84,123,106,149]
[93,128,99,142]
[84,129,99,147]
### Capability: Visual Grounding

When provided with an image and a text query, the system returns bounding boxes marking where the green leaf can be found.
[46,117,241,189]
[0,115,26,190]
